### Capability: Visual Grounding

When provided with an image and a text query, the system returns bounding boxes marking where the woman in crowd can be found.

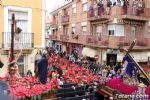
[34,50,42,78]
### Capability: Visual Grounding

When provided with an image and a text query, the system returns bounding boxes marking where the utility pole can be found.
[10,14,15,62]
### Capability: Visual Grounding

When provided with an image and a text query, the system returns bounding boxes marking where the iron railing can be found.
[61,15,69,24]
[60,35,69,42]
[49,34,57,40]
[2,32,34,49]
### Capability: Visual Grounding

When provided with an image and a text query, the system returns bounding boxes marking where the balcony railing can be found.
[88,5,149,21]
[118,35,149,48]
[60,35,69,42]
[2,32,34,49]
[136,35,148,46]
[121,7,149,21]
[86,34,149,48]
[50,20,58,26]
[49,34,57,40]
[61,15,69,25]
[86,35,95,44]
[88,7,111,21]
[86,35,109,47]
[96,36,109,47]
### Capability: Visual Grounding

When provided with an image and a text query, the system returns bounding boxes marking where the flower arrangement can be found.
[106,78,144,95]
[7,77,59,99]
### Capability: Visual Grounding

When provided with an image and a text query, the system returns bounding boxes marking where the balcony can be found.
[50,20,58,26]
[88,6,150,22]
[60,35,69,42]
[49,34,57,40]
[117,35,149,49]
[120,7,149,21]
[2,32,34,49]
[88,7,111,21]
[61,15,69,25]
[86,35,109,47]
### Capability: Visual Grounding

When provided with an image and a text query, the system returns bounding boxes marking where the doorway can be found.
[96,25,102,41]
[107,54,117,67]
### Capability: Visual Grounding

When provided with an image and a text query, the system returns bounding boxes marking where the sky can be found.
[46,0,65,13]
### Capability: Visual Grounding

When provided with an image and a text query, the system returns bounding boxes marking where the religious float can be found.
[97,40,150,100]
[0,14,149,100]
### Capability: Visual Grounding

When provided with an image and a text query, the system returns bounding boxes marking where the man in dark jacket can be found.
[38,54,48,84]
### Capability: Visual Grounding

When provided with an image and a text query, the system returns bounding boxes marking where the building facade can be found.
[0,0,46,77]
[50,0,150,66]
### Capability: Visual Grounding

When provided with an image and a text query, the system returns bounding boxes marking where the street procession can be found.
[0,0,150,100]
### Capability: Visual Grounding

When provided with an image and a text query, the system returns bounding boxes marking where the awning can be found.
[82,47,98,58]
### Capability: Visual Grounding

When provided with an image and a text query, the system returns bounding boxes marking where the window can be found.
[131,26,136,38]
[7,10,32,48]
[72,4,76,14]
[148,26,150,37]
[82,26,87,32]
[108,30,115,36]
[96,26,102,36]
[72,27,75,33]
[108,24,124,36]
[82,0,87,12]
[82,3,87,12]
[72,24,76,34]
[8,11,28,32]
[0,0,2,6]
[81,22,87,32]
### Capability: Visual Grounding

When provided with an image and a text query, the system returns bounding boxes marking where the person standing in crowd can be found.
[37,53,48,84]
[26,70,32,77]
[34,50,42,78]
[0,60,4,69]
[115,62,122,72]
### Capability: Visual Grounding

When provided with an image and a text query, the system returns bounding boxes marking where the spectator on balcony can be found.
[106,0,112,15]
[132,0,138,15]
[103,0,108,15]
[116,0,121,6]
[110,0,116,6]
[122,0,129,15]
[137,0,145,15]
[89,3,94,17]
[97,0,104,16]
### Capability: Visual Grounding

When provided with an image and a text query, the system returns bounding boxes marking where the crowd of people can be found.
[4,44,149,88]
[89,0,145,17]
[49,46,150,86]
